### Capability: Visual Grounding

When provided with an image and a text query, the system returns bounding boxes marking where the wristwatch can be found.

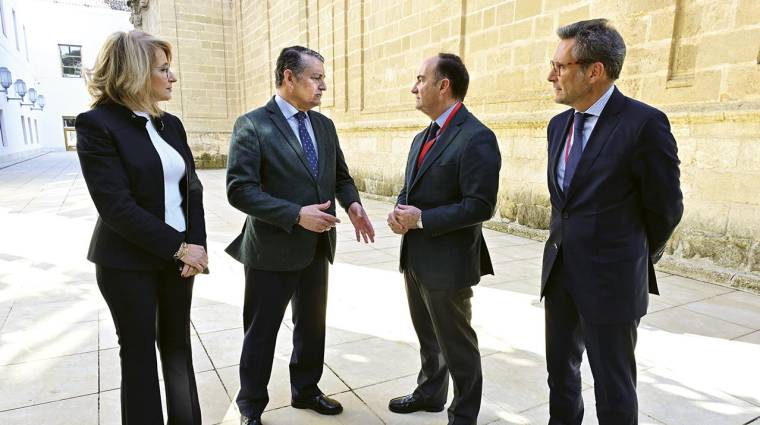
[416,213,423,229]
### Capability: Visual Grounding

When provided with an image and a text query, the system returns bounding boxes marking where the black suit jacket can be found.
[398,105,501,290]
[76,102,206,271]
[225,97,361,271]
[541,87,683,323]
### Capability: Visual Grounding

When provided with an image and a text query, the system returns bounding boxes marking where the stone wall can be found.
[130,0,239,157]
[131,0,760,289]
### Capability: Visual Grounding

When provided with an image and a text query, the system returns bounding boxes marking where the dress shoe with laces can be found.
[291,394,343,415]
[240,415,262,425]
[388,393,445,414]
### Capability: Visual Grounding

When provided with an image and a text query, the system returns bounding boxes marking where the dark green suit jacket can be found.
[225,97,361,271]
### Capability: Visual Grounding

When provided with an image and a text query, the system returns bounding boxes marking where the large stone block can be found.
[643,71,722,105]
[694,138,740,169]
[738,138,760,172]
[697,29,760,68]
[722,65,760,101]
[515,0,542,21]
[543,0,583,12]
[727,204,760,241]
[495,1,516,25]
[648,8,677,41]
[498,18,533,43]
[737,0,760,27]
[557,5,590,28]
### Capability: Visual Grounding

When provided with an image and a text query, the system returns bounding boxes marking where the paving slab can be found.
[1,153,759,424]
[0,351,98,411]
[0,394,99,425]
[0,320,98,366]
[683,290,760,329]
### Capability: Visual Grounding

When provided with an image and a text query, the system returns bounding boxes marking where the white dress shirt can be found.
[274,94,318,159]
[134,111,186,232]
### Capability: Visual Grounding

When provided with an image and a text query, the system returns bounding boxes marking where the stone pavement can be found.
[0,151,759,425]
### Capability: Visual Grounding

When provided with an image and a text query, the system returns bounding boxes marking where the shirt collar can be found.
[433,102,459,128]
[274,94,302,120]
[576,84,615,117]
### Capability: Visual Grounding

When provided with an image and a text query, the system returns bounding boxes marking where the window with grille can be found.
[59,44,82,77]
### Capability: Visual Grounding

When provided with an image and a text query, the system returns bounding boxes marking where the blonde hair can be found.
[87,30,172,117]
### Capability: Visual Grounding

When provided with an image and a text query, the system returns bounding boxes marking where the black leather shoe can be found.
[291,394,343,415]
[240,415,262,425]
[388,393,444,414]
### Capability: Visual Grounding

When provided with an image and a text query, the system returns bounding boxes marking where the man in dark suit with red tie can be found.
[387,53,501,425]
[542,19,683,425]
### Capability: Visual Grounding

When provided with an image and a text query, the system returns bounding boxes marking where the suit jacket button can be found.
[552,243,558,249]
[561,212,569,219]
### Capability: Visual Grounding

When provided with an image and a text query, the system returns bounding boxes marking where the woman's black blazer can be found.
[76,102,206,271]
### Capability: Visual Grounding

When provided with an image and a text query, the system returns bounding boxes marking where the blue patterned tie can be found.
[563,112,588,192]
[295,112,318,177]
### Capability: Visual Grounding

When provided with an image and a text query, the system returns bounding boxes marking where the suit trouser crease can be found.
[96,264,201,425]
[405,270,482,425]
[237,256,328,417]
[544,256,639,425]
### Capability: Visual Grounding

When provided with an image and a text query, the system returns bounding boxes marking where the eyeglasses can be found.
[153,66,173,79]
[549,60,587,76]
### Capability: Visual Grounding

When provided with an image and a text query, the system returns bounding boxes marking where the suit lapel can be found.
[564,88,626,197]
[156,117,194,176]
[265,98,316,182]
[551,111,574,203]
[405,131,425,193]
[409,106,467,190]
[308,110,329,180]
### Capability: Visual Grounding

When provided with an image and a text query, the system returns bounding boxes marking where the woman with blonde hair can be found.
[76,30,207,424]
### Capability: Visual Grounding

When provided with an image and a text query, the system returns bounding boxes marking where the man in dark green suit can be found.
[225,46,374,425]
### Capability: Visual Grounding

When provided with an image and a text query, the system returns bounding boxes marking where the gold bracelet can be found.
[173,242,188,260]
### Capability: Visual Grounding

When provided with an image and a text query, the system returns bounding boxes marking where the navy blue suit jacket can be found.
[541,88,683,323]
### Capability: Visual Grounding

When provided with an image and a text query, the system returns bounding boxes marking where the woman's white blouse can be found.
[134,111,186,232]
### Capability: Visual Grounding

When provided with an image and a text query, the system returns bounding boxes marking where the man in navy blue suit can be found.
[541,19,683,425]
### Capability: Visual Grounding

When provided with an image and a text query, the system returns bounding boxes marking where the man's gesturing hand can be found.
[298,200,340,233]
[347,202,375,243]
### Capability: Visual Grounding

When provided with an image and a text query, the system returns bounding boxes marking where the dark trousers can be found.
[96,264,200,425]
[405,270,482,425]
[544,254,639,425]
[236,255,329,418]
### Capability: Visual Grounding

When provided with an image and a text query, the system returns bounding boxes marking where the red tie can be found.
[416,122,440,169]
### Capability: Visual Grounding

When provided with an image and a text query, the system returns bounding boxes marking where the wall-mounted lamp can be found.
[0,66,46,111]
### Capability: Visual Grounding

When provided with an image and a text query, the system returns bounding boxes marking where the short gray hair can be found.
[275,46,324,87]
[557,19,626,80]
